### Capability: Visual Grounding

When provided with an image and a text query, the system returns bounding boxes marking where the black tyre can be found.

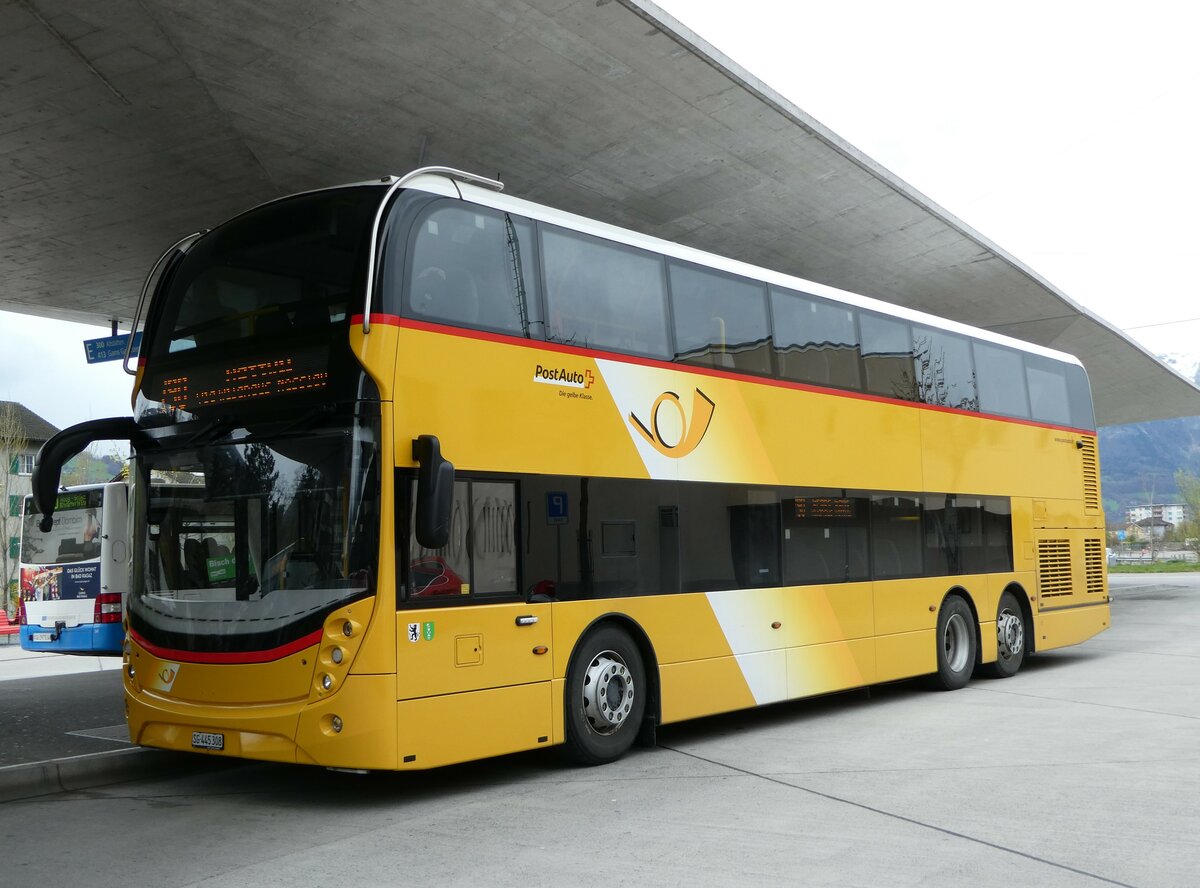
[982,590,1027,679]
[563,625,646,766]
[930,595,977,691]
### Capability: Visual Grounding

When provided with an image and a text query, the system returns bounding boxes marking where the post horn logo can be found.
[629,388,715,458]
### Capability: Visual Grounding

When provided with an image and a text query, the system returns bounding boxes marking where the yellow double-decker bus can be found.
[34,167,1109,770]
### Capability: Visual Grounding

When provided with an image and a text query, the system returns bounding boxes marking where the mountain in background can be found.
[1098,351,1200,523]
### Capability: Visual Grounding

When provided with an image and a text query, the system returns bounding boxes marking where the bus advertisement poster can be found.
[20,563,101,602]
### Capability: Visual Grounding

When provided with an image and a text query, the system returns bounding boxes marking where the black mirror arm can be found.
[32,417,151,531]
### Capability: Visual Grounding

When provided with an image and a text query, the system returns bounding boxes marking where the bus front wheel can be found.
[563,625,646,765]
[930,596,976,691]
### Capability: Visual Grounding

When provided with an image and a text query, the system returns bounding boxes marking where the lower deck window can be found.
[399,473,1014,606]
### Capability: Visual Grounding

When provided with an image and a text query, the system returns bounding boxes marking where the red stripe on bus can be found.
[129,627,322,664]
[386,317,1095,436]
[350,313,403,327]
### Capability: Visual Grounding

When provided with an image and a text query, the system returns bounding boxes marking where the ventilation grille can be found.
[1080,438,1100,512]
[1037,539,1073,598]
[1084,538,1105,595]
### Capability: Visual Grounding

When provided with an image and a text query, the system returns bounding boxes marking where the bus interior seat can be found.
[183,539,208,586]
[413,263,479,325]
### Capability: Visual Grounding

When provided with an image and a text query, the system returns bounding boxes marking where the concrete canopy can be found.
[2,0,1197,425]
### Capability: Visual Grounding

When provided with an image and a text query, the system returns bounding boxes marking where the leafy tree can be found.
[1175,469,1200,555]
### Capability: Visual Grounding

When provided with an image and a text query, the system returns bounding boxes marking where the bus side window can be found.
[406,203,543,338]
[670,263,774,376]
[973,341,1030,419]
[542,227,670,359]
[861,314,918,402]
[771,288,863,390]
[410,211,482,328]
[1025,355,1072,425]
[871,495,923,579]
[1064,364,1096,430]
[912,326,978,411]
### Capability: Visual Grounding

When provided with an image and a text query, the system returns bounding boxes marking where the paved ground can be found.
[0,669,128,765]
[0,574,1196,887]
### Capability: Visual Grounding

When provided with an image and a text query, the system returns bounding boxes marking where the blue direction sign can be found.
[83,332,142,364]
[546,491,568,525]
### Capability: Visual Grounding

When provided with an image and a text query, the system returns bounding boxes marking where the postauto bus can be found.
[32,167,1109,770]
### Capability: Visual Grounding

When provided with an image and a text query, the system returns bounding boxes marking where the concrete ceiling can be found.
[2,0,1197,426]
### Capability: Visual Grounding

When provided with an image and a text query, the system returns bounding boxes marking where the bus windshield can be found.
[136,184,386,424]
[21,489,103,567]
[127,409,380,654]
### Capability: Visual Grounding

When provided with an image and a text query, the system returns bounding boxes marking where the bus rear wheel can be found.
[930,596,976,691]
[983,591,1026,678]
[563,625,646,766]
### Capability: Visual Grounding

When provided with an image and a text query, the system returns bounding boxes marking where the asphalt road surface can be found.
[2,574,1196,887]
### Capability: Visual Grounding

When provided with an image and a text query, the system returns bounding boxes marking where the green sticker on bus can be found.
[206,555,236,583]
[423,621,435,641]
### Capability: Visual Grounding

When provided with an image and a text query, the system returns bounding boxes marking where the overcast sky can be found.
[2,0,1197,432]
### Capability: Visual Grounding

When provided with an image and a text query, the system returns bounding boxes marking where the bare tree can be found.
[0,403,29,616]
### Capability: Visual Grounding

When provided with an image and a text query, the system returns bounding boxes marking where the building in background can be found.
[1130,516,1173,541]
[1,401,59,614]
[1126,503,1192,527]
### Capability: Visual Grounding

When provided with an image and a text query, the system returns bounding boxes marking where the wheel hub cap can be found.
[582,651,635,734]
[997,610,1024,660]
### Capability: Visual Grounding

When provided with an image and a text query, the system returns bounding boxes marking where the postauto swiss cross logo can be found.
[532,364,594,389]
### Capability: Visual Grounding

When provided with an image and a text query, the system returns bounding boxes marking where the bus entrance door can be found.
[395,602,553,768]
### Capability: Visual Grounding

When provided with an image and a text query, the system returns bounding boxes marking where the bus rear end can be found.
[19,482,127,654]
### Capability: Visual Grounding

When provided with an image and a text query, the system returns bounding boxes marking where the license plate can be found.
[32,632,53,643]
[192,731,225,751]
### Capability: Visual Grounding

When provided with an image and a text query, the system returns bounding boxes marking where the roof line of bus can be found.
[250,172,1087,370]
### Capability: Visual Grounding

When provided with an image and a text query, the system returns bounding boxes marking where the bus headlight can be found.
[321,673,333,691]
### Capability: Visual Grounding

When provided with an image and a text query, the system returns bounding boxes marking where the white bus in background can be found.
[19,482,128,654]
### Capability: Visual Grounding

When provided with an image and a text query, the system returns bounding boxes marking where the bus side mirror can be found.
[412,435,454,550]
[33,417,147,531]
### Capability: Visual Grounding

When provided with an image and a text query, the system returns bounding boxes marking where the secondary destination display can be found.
[793,496,858,520]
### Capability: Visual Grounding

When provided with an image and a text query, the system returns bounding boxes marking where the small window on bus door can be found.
[541,227,671,359]
[405,478,518,602]
[407,203,542,337]
[770,288,863,390]
[669,263,774,376]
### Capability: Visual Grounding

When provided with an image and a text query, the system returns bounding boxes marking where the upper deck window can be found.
[669,263,773,376]
[913,326,978,411]
[406,203,542,337]
[770,287,862,390]
[541,227,671,359]
[861,313,918,401]
[973,341,1031,419]
[1026,355,1072,426]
